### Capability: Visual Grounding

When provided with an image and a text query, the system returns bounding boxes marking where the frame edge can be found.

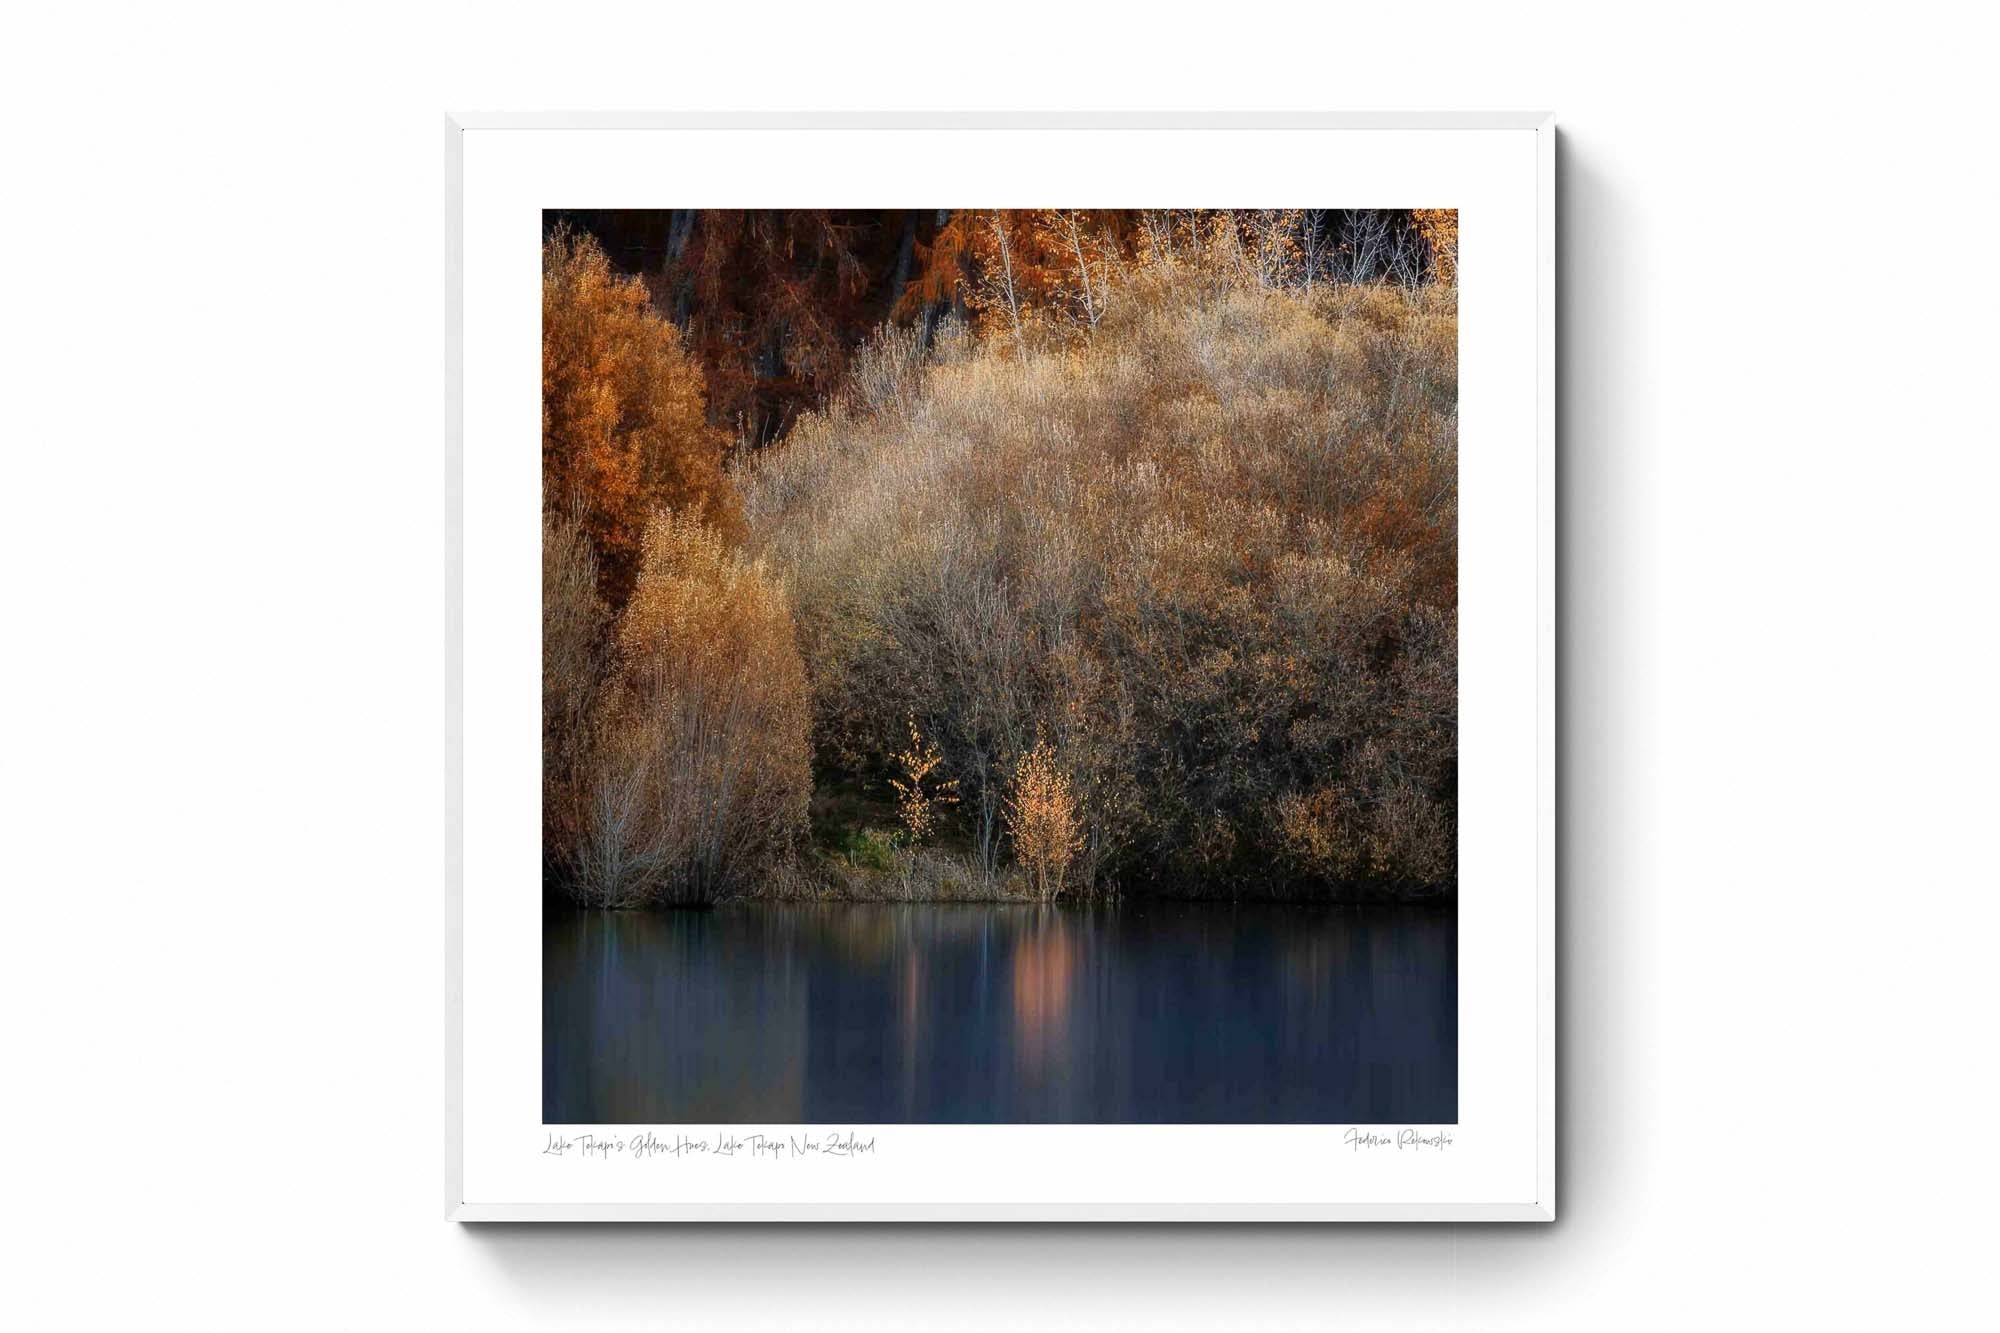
[444,111,468,1222]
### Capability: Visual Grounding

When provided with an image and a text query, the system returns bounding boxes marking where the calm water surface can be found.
[544,901,1455,1124]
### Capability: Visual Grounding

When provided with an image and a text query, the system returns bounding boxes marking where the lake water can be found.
[543,901,1456,1124]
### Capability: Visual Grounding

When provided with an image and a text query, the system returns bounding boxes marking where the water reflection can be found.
[1010,915,1076,1076]
[543,902,1455,1124]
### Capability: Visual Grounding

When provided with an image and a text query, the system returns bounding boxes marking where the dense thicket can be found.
[543,228,805,906]
[545,209,1451,454]
[742,249,1458,899]
[544,208,1458,903]
[544,510,811,907]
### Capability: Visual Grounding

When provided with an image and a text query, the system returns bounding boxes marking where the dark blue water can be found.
[543,902,1455,1124]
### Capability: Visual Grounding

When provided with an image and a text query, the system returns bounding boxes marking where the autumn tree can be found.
[1411,209,1459,287]
[895,207,973,341]
[906,210,1130,344]
[562,513,812,907]
[1005,737,1084,899]
[640,210,947,447]
[542,226,740,602]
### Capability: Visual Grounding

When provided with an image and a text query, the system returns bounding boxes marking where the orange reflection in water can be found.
[1010,915,1077,1074]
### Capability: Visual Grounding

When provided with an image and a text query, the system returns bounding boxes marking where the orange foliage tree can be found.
[905,210,1129,344]
[651,210,940,446]
[1411,209,1458,287]
[542,226,740,601]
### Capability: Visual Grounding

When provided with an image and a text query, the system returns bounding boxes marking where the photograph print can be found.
[540,207,1459,1125]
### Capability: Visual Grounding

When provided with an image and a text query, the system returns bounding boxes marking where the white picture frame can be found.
[448,113,1555,1222]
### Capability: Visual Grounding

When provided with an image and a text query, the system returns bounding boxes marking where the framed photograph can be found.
[449,113,1555,1221]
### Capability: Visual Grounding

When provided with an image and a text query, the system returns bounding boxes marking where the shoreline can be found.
[545,882,1457,912]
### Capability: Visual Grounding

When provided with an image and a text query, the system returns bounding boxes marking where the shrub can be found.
[832,827,904,873]
[558,512,811,907]
[542,507,612,886]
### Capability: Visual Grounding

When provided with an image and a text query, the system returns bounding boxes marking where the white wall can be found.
[5,4,1993,1328]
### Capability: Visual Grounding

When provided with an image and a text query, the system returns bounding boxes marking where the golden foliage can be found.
[552,511,810,906]
[888,718,958,845]
[543,227,740,601]
[541,210,1460,903]
[921,209,1128,345]
[921,209,1435,350]
[1004,737,1084,900]
[542,506,612,878]
[744,267,1458,898]
[1411,209,1458,287]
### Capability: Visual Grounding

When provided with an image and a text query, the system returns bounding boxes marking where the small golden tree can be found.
[1004,737,1084,899]
[889,717,958,845]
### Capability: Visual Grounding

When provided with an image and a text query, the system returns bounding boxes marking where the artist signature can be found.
[1342,1128,1456,1152]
